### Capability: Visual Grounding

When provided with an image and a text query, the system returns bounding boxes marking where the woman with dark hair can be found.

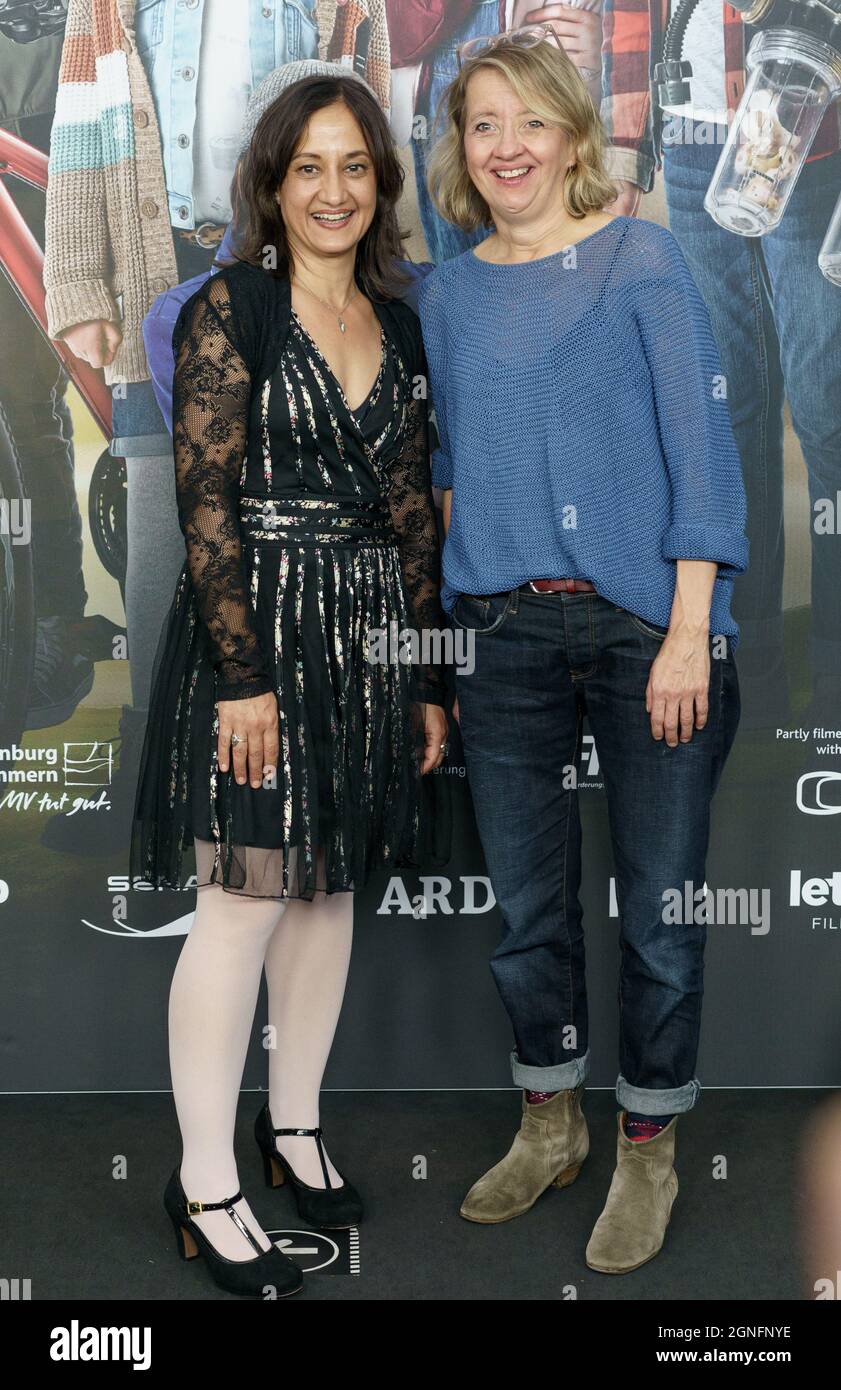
[130,71,450,1298]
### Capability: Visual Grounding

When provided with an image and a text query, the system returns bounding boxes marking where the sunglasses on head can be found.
[456,23,563,69]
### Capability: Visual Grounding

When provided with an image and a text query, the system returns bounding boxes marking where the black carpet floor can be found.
[0,1088,817,1301]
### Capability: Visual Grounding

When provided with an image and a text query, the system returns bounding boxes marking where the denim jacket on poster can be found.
[134,0,319,231]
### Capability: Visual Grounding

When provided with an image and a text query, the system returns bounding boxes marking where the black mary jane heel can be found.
[163,1166,303,1298]
[254,1102,363,1229]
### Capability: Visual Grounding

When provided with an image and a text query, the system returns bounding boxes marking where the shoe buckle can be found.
[186,1199,203,1214]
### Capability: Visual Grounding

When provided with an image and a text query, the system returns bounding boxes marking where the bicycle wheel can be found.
[88,449,127,600]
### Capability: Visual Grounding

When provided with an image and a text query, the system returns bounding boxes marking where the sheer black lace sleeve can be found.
[384,339,448,708]
[172,275,275,703]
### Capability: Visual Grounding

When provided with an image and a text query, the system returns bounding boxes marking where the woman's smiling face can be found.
[462,67,576,224]
[276,99,378,261]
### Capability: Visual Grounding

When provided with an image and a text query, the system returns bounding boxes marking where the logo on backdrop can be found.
[78,874,198,940]
[377,876,495,916]
[796,771,841,815]
[578,732,602,790]
[790,869,841,931]
[265,1228,359,1276]
[81,874,499,938]
[0,741,114,817]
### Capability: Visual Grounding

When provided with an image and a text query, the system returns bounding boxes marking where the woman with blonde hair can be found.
[417,27,747,1273]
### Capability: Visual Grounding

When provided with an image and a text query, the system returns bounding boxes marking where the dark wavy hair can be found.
[230,75,410,301]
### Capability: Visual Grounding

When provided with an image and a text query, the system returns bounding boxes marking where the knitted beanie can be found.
[239,59,380,154]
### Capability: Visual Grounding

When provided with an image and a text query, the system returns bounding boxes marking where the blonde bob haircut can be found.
[426,38,620,231]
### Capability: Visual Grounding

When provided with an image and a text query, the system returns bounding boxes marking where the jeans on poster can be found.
[410,0,499,263]
[663,126,841,686]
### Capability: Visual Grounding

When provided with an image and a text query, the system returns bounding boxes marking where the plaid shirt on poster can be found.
[600,0,841,192]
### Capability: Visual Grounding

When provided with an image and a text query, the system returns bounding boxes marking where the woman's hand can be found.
[524,5,603,76]
[217,692,280,789]
[419,702,449,775]
[606,179,642,217]
[646,624,711,746]
[647,560,717,745]
[61,319,123,368]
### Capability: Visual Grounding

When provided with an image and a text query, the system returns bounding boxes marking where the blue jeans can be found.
[411,0,498,263]
[662,125,841,687]
[452,586,740,1114]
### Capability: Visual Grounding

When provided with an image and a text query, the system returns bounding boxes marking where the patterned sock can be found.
[624,1110,675,1141]
[526,1090,559,1105]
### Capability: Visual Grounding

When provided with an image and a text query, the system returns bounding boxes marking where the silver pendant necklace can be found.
[292,277,359,333]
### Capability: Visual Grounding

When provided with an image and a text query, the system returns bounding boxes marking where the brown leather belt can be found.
[472,578,597,600]
[523,578,596,594]
[177,222,226,248]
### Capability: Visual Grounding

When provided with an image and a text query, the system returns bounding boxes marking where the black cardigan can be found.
[173,257,427,408]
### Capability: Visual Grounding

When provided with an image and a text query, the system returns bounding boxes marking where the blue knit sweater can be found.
[417,215,749,642]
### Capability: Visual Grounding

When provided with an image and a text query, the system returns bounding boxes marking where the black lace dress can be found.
[129,267,450,900]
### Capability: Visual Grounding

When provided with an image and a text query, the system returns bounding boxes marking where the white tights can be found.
[169,842,353,1260]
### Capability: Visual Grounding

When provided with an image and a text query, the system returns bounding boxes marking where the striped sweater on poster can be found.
[44,0,178,386]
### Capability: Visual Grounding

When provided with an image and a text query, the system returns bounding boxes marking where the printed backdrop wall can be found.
[1,3,840,1095]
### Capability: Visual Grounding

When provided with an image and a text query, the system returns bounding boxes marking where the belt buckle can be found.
[528,578,583,594]
[528,578,567,593]
[194,221,223,249]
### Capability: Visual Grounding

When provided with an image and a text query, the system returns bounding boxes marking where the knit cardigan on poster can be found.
[43,0,389,387]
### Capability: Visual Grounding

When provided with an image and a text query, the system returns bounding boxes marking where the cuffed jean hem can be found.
[510,1048,590,1090]
[110,432,173,459]
[616,1075,701,1115]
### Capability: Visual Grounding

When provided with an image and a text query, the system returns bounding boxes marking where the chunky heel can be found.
[261,1151,285,1188]
[171,1214,199,1259]
[552,1159,584,1189]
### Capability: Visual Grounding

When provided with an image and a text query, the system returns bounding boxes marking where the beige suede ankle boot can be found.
[460,1085,589,1224]
[585,1112,679,1273]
